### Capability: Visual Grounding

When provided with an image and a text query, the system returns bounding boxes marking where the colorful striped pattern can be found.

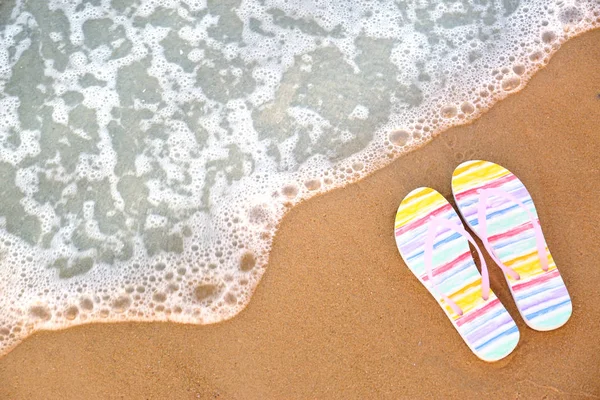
[452,160,572,331]
[395,187,519,362]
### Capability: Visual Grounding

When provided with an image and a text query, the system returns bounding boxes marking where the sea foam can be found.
[0,0,598,354]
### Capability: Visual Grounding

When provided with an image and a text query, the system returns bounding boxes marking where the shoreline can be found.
[1,29,599,399]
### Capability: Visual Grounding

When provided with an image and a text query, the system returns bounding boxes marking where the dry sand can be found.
[1,29,599,400]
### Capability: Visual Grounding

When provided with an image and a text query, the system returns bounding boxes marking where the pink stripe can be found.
[455,298,501,327]
[488,221,537,244]
[395,203,453,237]
[512,269,560,292]
[421,250,471,282]
[455,173,517,201]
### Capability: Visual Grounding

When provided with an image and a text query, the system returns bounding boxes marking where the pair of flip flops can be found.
[394,160,571,362]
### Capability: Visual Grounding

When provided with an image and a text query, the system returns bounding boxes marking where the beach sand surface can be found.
[0,29,599,400]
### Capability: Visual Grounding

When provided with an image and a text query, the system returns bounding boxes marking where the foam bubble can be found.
[304,179,321,191]
[460,102,475,115]
[440,106,458,119]
[502,77,522,92]
[389,130,411,146]
[194,284,219,302]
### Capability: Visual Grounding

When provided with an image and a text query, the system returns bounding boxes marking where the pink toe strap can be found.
[424,216,491,317]
[476,187,549,280]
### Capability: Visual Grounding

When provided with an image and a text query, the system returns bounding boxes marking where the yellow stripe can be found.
[504,251,557,282]
[441,278,491,319]
[452,160,484,177]
[395,188,447,228]
[452,161,511,193]
[451,278,482,305]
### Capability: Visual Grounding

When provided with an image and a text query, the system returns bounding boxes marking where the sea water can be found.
[0,0,597,354]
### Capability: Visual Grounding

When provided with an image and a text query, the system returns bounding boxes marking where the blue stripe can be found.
[492,231,535,251]
[475,324,519,351]
[406,231,463,262]
[436,259,473,285]
[467,199,534,227]
[525,298,572,320]
[437,262,480,294]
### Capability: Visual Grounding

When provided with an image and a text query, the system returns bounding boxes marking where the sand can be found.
[1,29,599,400]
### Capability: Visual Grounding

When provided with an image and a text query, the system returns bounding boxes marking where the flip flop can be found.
[451,160,572,331]
[395,187,519,362]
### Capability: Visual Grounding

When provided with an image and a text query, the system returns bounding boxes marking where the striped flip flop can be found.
[452,160,572,331]
[395,187,519,362]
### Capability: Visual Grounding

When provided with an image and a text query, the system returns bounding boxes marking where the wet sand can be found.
[1,29,599,400]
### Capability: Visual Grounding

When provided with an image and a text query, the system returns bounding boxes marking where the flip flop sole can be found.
[395,187,519,361]
[452,160,572,331]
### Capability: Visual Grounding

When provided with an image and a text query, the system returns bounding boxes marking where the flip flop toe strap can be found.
[476,187,549,280]
[424,216,491,317]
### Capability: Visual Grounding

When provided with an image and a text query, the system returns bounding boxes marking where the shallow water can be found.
[0,0,597,354]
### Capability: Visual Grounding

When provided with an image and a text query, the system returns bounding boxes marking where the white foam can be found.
[0,0,598,354]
